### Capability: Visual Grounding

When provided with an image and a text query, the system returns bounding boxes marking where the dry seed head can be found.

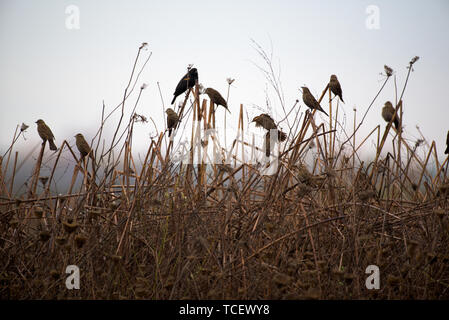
[303,287,320,300]
[63,220,78,234]
[384,65,393,77]
[303,251,314,259]
[305,261,315,270]
[344,273,355,284]
[111,255,122,262]
[20,123,29,132]
[409,56,420,65]
[359,190,376,201]
[332,269,345,277]
[438,183,449,194]
[34,206,44,218]
[433,209,445,219]
[74,234,87,248]
[39,231,51,242]
[50,269,59,280]
[39,176,49,186]
[273,273,292,287]
[9,219,19,227]
[55,236,67,246]
[386,275,401,286]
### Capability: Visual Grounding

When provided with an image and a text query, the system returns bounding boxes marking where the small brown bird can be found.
[301,87,328,116]
[252,114,286,157]
[381,101,399,129]
[166,108,179,137]
[251,113,278,131]
[75,133,94,160]
[329,75,344,103]
[445,131,449,154]
[171,68,198,105]
[35,119,57,151]
[204,87,230,113]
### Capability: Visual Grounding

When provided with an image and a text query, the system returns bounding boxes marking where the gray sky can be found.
[1,0,449,162]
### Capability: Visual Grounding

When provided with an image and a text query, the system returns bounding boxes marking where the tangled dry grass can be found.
[0,46,448,300]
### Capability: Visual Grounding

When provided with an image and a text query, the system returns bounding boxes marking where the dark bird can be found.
[252,114,286,157]
[251,113,277,131]
[171,68,198,105]
[166,108,179,137]
[381,101,399,130]
[75,133,94,160]
[35,119,57,151]
[204,87,230,113]
[445,131,449,155]
[301,87,328,116]
[329,75,344,103]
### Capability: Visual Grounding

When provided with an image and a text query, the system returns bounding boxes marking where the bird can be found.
[166,108,179,137]
[381,101,399,130]
[329,75,344,103]
[75,133,94,160]
[171,68,198,104]
[35,119,57,151]
[252,114,286,157]
[251,113,278,131]
[204,87,230,113]
[445,131,449,155]
[301,87,328,116]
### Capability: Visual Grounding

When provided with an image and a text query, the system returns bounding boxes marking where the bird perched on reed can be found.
[445,131,449,154]
[171,68,198,104]
[252,113,277,131]
[75,133,94,160]
[329,75,344,103]
[204,87,230,113]
[252,114,286,156]
[35,119,57,151]
[301,87,328,116]
[381,101,399,130]
[166,108,179,137]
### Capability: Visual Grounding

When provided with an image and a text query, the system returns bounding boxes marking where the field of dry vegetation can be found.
[1,45,448,300]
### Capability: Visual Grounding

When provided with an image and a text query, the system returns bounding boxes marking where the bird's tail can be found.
[394,118,399,130]
[49,139,57,151]
[169,128,173,137]
[340,96,345,104]
[171,96,176,105]
[445,146,449,155]
[278,130,287,142]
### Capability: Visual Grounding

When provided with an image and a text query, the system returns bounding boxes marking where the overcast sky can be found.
[1,0,448,165]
